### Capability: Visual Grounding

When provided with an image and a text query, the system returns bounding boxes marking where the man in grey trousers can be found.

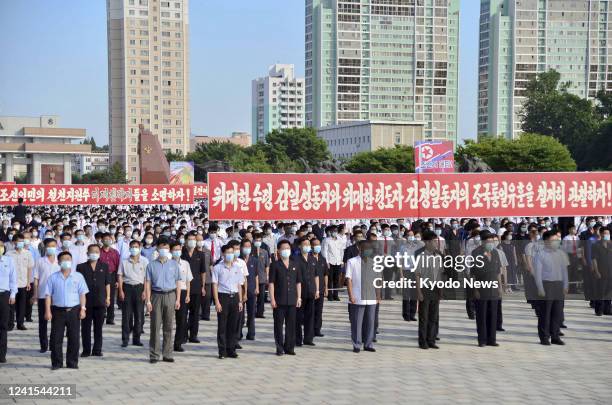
[346,240,381,353]
[145,239,181,363]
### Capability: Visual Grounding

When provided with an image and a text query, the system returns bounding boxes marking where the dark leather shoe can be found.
[174,346,185,352]
[487,343,499,347]
[276,351,283,356]
[428,344,439,349]
[419,344,429,350]
[218,354,225,359]
[133,341,143,346]
[304,342,315,346]
[285,351,296,355]
[560,323,568,328]
[51,365,62,370]
[227,353,238,358]
[478,343,487,347]
[364,347,376,352]
[246,336,255,341]
[17,325,27,331]
[188,338,200,343]
[296,342,303,347]
[551,339,565,345]
[409,317,417,322]
[92,352,103,357]
[235,344,242,350]
[315,333,324,337]
[121,342,128,348]
[162,357,174,363]
[353,348,360,353]
[497,327,505,332]
[106,321,115,325]
[81,351,90,357]
[67,365,78,369]
[150,359,158,364]
[540,340,551,346]
[39,348,47,353]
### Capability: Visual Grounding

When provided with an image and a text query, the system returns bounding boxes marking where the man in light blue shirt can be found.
[45,251,88,370]
[533,231,569,346]
[0,240,17,363]
[144,239,181,363]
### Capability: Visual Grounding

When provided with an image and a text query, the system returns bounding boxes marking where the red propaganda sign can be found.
[0,184,194,205]
[414,140,455,173]
[207,172,612,220]
[193,183,208,199]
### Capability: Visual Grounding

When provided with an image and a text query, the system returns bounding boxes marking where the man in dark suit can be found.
[77,244,111,357]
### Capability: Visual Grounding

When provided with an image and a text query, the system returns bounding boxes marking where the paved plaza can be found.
[1,296,611,404]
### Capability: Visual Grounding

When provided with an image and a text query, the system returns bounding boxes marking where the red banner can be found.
[0,184,194,205]
[207,172,612,220]
[414,140,455,173]
[193,183,208,199]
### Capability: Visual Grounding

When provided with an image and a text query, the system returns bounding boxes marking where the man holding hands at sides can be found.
[145,240,181,364]
[77,244,111,357]
[118,240,148,347]
[269,240,302,356]
[212,244,243,359]
[415,231,444,350]
[45,251,88,370]
[533,231,569,346]
[346,239,380,353]
[0,240,17,363]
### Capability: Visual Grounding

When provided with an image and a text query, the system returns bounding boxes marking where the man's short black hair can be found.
[57,251,72,261]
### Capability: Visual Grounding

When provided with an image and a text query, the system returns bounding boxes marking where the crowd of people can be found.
[0,198,610,368]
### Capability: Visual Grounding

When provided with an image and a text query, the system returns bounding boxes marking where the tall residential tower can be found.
[251,64,305,143]
[305,0,460,142]
[107,0,190,183]
[479,0,611,138]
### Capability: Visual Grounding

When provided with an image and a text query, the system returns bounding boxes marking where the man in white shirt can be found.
[69,231,89,272]
[171,242,192,353]
[7,234,34,330]
[346,240,380,353]
[32,238,61,353]
[322,225,345,301]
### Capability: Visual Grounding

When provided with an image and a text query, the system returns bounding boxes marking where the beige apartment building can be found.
[190,132,251,152]
[107,0,190,183]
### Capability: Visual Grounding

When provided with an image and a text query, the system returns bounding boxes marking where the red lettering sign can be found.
[207,172,612,220]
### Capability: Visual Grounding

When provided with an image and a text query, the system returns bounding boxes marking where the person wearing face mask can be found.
[0,240,17,363]
[181,232,208,342]
[294,238,319,347]
[533,231,568,345]
[195,233,214,322]
[45,251,89,370]
[118,240,148,347]
[262,224,278,256]
[22,231,38,323]
[171,242,192,353]
[252,233,271,319]
[346,239,380,353]
[239,239,260,341]
[591,227,612,316]
[144,240,181,364]
[32,238,61,353]
[500,231,519,292]
[401,230,423,322]
[470,232,503,348]
[76,244,111,357]
[99,233,120,325]
[212,245,244,359]
[269,240,302,356]
[7,234,34,332]
[114,231,130,262]
[141,232,156,261]
[322,225,345,302]
[310,238,328,337]
[579,217,598,241]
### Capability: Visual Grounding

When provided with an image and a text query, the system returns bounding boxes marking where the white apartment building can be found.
[72,152,111,175]
[251,64,305,143]
[107,0,190,183]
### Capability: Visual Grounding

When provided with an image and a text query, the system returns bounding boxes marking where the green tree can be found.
[520,69,598,168]
[165,150,185,162]
[584,120,612,170]
[264,127,330,171]
[345,145,415,173]
[73,162,128,184]
[456,133,576,172]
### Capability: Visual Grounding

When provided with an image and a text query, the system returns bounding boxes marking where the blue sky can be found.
[0,1,479,145]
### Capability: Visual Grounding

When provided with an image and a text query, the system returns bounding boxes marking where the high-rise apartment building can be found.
[107,0,190,183]
[479,0,611,138]
[305,0,460,142]
[251,64,305,143]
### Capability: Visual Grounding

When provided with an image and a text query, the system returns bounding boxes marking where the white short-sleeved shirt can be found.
[8,249,34,288]
[33,257,61,299]
[345,256,377,306]
[177,259,193,290]
[496,247,509,267]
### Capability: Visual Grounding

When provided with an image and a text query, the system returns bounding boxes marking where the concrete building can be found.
[72,152,110,175]
[190,132,251,152]
[107,0,190,183]
[478,0,612,138]
[317,120,424,159]
[252,64,305,143]
[0,115,90,184]
[305,0,460,142]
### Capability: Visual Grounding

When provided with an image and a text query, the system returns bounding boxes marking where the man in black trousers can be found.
[311,238,327,337]
[182,232,207,343]
[295,238,319,346]
[77,244,111,357]
[471,232,502,348]
[269,240,302,356]
[415,231,444,350]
